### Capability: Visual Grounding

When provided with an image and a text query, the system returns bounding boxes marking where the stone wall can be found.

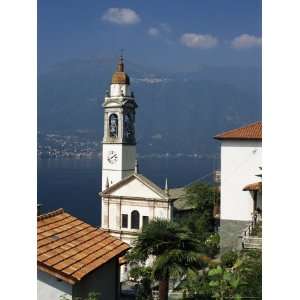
[219,219,248,253]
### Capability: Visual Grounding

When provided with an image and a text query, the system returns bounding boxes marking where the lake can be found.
[37,157,217,226]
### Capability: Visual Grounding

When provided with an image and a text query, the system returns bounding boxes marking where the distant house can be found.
[37,208,130,300]
[214,121,262,251]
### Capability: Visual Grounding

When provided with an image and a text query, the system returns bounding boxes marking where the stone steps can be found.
[242,236,262,250]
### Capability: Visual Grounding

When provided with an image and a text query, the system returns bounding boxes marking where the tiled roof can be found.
[170,188,194,211]
[214,121,262,140]
[37,209,129,285]
[243,181,262,191]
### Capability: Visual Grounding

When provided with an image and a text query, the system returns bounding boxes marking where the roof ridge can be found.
[214,121,262,140]
[215,121,260,137]
[37,208,64,221]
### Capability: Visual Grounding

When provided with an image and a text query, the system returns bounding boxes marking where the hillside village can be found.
[37,57,262,300]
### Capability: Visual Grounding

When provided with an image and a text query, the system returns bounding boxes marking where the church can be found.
[99,56,183,249]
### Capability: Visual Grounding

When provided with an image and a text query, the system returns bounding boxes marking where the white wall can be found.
[111,177,162,199]
[110,83,130,97]
[102,144,136,190]
[102,196,170,234]
[37,270,72,300]
[220,140,262,221]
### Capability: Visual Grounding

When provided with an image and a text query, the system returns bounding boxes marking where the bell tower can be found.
[101,56,137,190]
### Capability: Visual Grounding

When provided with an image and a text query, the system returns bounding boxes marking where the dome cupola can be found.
[111,55,130,85]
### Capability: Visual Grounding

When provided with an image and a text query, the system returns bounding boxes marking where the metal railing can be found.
[241,211,262,250]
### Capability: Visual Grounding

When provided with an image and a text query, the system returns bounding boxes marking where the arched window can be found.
[131,210,140,229]
[109,114,118,138]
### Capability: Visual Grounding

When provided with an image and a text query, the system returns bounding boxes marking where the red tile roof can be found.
[243,181,262,191]
[214,121,262,140]
[37,209,130,285]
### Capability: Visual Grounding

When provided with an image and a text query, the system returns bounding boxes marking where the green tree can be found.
[59,291,100,300]
[180,250,261,300]
[208,250,262,300]
[130,266,153,300]
[179,182,220,258]
[236,250,262,299]
[185,182,218,232]
[179,269,213,300]
[208,265,241,300]
[128,219,207,300]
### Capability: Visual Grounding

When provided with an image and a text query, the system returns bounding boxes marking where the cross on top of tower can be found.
[117,54,124,72]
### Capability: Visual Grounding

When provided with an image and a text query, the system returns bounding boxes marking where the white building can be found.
[37,208,129,300]
[99,57,182,279]
[214,122,262,250]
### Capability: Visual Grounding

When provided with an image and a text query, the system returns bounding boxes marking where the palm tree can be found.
[128,219,207,300]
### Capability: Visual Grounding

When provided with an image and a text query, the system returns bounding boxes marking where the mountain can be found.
[38,58,261,155]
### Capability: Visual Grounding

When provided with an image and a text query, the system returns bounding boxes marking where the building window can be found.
[143,216,149,227]
[131,210,140,229]
[109,114,118,138]
[122,214,128,228]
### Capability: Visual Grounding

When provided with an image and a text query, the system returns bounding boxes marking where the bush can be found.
[220,250,238,268]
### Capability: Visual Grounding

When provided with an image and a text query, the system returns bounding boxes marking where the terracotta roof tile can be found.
[37,209,130,284]
[214,121,262,140]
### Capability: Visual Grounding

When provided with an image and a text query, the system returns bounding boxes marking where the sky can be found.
[38,0,261,73]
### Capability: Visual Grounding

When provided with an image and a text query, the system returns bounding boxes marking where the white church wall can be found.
[102,144,135,189]
[110,83,130,97]
[102,196,170,233]
[220,140,262,221]
[121,145,137,170]
[110,178,162,199]
[37,270,72,300]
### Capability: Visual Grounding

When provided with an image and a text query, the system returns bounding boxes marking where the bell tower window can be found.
[124,113,134,140]
[109,114,118,138]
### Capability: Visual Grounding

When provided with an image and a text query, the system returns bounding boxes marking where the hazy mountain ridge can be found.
[38,59,261,155]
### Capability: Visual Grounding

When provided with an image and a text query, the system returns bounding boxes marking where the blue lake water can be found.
[37,157,216,226]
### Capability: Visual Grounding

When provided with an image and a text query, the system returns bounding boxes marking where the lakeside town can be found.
[37,132,214,160]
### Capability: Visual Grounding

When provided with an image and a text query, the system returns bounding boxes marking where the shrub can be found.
[220,250,238,268]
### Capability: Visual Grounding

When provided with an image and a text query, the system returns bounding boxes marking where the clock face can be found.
[107,150,118,164]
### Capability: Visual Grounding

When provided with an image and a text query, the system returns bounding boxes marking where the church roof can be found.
[111,55,130,85]
[214,121,262,141]
[101,173,180,200]
[37,209,129,285]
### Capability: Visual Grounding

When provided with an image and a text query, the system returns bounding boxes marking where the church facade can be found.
[99,57,180,248]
